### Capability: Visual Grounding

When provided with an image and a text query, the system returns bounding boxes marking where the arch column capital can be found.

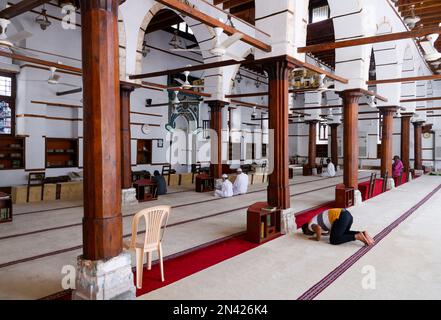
[378,106,399,116]
[338,89,365,104]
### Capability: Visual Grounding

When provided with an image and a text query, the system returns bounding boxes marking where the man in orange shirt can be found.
[301,209,375,246]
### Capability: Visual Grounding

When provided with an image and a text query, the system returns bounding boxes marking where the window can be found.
[310,5,330,23]
[262,143,268,158]
[171,22,193,36]
[202,120,210,139]
[0,76,12,96]
[318,123,329,143]
[246,143,255,160]
[0,73,16,136]
[316,144,328,158]
[229,142,241,161]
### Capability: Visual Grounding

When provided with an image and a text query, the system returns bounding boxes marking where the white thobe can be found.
[233,173,249,195]
[215,179,234,198]
[322,162,336,177]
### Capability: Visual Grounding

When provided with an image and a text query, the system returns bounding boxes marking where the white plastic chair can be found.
[124,205,171,289]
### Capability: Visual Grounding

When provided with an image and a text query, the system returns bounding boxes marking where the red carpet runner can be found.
[134,234,259,297]
[47,200,376,300]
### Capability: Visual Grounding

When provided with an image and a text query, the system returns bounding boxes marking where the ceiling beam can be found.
[0,0,50,19]
[401,96,441,103]
[155,0,271,52]
[230,99,267,109]
[367,74,441,85]
[141,81,212,97]
[130,59,240,79]
[0,50,82,73]
[130,55,350,84]
[416,107,441,111]
[298,26,441,53]
[293,58,348,84]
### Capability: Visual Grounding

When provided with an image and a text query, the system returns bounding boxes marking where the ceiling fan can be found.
[170,90,200,105]
[420,32,441,62]
[171,25,244,61]
[403,5,420,30]
[23,66,80,88]
[172,70,206,90]
[0,18,34,56]
[47,67,80,88]
[367,95,377,108]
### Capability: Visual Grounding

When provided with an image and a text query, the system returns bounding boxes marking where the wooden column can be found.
[329,123,340,167]
[120,82,136,190]
[264,57,294,209]
[379,107,397,177]
[413,121,424,170]
[208,100,228,179]
[340,90,363,190]
[307,120,318,168]
[81,0,122,261]
[400,113,413,171]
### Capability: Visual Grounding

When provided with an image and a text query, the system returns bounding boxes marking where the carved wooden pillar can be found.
[307,120,318,168]
[264,57,294,209]
[81,0,122,261]
[379,107,397,177]
[329,123,340,168]
[340,90,363,190]
[120,82,136,190]
[413,121,424,171]
[400,113,413,171]
[208,100,228,179]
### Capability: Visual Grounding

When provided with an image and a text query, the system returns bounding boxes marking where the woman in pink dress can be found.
[392,155,404,183]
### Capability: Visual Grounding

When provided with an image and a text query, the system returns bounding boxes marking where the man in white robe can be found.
[322,158,336,177]
[214,174,234,198]
[233,168,249,195]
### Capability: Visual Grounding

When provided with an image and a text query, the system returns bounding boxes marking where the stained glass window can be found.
[0,76,12,97]
[0,74,14,135]
[0,101,11,134]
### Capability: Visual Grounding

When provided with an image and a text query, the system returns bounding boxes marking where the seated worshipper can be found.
[233,168,249,195]
[392,155,404,179]
[301,208,375,246]
[321,158,336,177]
[152,170,167,195]
[214,174,234,198]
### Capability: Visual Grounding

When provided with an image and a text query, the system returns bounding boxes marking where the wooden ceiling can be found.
[394,0,441,73]
[306,19,335,69]
[213,0,255,25]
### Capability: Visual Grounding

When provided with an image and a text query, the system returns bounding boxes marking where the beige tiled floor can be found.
[138,175,441,300]
[0,172,365,300]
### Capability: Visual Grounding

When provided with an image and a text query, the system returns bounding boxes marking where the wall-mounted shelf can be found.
[0,137,25,170]
[137,139,152,165]
[45,138,78,168]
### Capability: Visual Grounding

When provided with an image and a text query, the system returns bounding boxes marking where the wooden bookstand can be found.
[246,202,281,244]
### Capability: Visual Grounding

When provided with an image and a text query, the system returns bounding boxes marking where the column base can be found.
[72,251,136,300]
[280,207,296,235]
[386,178,395,190]
[414,169,424,177]
[303,165,316,176]
[354,190,362,207]
[122,188,137,206]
